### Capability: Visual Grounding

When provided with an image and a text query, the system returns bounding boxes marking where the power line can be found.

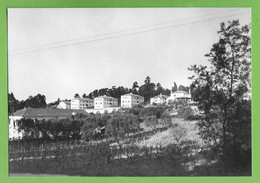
[9,9,241,53]
[9,11,250,56]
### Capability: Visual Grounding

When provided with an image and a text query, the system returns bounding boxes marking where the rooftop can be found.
[72,97,93,101]
[95,95,117,100]
[10,108,88,118]
[60,100,71,104]
[151,94,168,99]
[121,93,144,98]
[172,90,189,94]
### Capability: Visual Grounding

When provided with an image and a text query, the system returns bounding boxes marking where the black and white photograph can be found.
[8,8,251,176]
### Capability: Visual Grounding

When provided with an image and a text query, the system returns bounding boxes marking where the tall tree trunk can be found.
[223,105,227,175]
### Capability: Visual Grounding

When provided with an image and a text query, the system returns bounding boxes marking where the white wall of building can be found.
[9,116,23,139]
[150,94,167,105]
[71,98,94,109]
[94,96,118,109]
[57,101,71,109]
[121,93,144,108]
[166,90,191,104]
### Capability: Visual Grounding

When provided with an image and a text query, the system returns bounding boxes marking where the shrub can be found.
[81,115,110,141]
[106,113,139,142]
[139,106,166,119]
[177,106,194,119]
[143,115,158,131]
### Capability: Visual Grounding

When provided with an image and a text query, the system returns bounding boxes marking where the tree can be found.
[144,115,158,131]
[160,113,172,127]
[139,106,165,119]
[189,20,251,174]
[172,82,178,92]
[144,76,151,85]
[139,76,156,102]
[162,88,171,96]
[156,82,163,95]
[132,82,139,89]
[132,82,139,94]
[8,93,20,114]
[106,113,139,144]
[178,85,189,93]
[82,93,88,98]
[74,93,80,98]
[98,88,109,96]
[81,116,100,141]
[24,94,47,108]
[17,118,35,138]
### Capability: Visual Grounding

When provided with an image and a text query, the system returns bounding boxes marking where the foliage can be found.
[188,20,251,174]
[159,112,172,127]
[8,93,20,114]
[81,115,110,141]
[172,82,178,92]
[85,76,182,103]
[169,124,188,143]
[168,99,189,109]
[144,115,158,131]
[139,106,166,119]
[8,93,47,114]
[177,106,194,119]
[106,113,139,142]
[17,117,84,140]
[74,93,80,98]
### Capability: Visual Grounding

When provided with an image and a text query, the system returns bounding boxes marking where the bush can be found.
[144,115,158,131]
[186,115,203,121]
[106,113,139,141]
[177,106,194,119]
[81,115,110,141]
[139,106,166,119]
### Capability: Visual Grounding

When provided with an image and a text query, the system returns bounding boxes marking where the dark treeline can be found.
[8,93,47,114]
[81,76,190,103]
[9,77,190,114]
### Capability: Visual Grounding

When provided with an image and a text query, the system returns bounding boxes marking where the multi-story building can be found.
[166,90,191,104]
[94,95,118,109]
[121,93,144,108]
[150,93,168,105]
[71,97,94,109]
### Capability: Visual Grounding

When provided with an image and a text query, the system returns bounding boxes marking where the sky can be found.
[7,8,251,103]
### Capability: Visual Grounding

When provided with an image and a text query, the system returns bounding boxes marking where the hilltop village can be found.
[9,89,195,139]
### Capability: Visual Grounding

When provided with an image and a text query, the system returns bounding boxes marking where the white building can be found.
[94,95,118,109]
[121,93,144,108]
[166,90,191,104]
[9,108,27,139]
[150,93,168,105]
[71,97,94,109]
[57,100,71,109]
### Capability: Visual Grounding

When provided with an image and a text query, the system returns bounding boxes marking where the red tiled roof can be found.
[61,100,71,104]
